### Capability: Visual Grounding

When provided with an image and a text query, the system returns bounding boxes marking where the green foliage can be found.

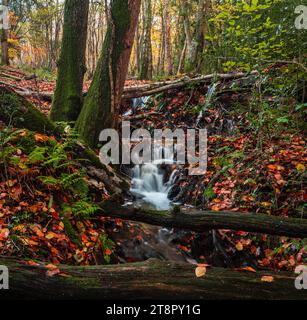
[205,0,306,74]
[99,234,115,264]
[63,199,100,220]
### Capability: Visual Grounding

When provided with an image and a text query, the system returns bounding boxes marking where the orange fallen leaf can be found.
[0,228,9,240]
[24,260,40,267]
[104,248,112,256]
[261,276,274,283]
[195,266,207,278]
[34,133,49,142]
[296,163,305,173]
[235,266,257,273]
[45,263,58,271]
[236,242,244,251]
[46,268,61,277]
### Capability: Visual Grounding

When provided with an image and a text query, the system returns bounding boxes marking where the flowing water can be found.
[131,158,178,210]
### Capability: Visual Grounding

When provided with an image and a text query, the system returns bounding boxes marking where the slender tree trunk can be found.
[157,5,165,76]
[164,0,173,76]
[1,0,9,66]
[177,39,187,74]
[50,0,89,122]
[139,0,153,80]
[184,0,207,73]
[76,0,142,147]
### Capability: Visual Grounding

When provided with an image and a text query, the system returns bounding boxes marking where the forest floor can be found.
[0,66,306,275]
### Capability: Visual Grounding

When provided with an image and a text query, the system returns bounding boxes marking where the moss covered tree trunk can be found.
[75,0,141,147]
[50,0,89,122]
[184,0,207,73]
[1,257,305,300]
[0,87,56,133]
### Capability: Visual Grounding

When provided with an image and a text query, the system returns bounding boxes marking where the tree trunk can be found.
[75,0,141,147]
[100,203,307,239]
[164,0,173,76]
[184,0,207,73]
[139,0,153,80]
[50,0,89,122]
[0,257,304,300]
[0,87,56,134]
[1,0,9,66]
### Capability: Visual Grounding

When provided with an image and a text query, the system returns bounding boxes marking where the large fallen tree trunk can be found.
[0,256,304,300]
[122,72,258,99]
[2,72,258,103]
[100,203,307,238]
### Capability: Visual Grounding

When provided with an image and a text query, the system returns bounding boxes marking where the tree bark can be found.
[139,0,153,80]
[7,71,257,102]
[0,257,304,300]
[184,0,207,73]
[123,71,257,99]
[1,0,9,66]
[75,0,141,148]
[164,0,173,76]
[50,0,89,122]
[100,203,307,238]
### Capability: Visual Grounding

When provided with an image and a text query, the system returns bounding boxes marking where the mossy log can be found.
[0,87,56,133]
[100,203,307,238]
[0,257,304,300]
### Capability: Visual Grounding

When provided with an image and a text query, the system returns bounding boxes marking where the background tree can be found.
[1,0,9,65]
[50,0,89,122]
[139,0,153,80]
[75,0,142,147]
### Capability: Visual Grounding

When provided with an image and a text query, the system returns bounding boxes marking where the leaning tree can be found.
[75,0,142,147]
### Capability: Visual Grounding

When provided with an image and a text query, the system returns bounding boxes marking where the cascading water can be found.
[130,148,178,210]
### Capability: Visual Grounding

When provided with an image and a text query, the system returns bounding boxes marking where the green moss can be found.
[61,215,82,248]
[50,0,89,122]
[0,88,56,134]
[75,0,133,148]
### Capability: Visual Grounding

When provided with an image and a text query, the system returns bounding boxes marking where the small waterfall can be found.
[131,148,178,210]
[124,96,151,116]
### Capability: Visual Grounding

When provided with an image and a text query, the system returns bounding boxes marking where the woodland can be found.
[0,0,306,300]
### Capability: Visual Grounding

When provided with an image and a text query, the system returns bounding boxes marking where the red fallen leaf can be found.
[178,245,189,252]
[104,248,112,256]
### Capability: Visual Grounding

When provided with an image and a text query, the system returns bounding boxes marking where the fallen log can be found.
[0,86,56,133]
[0,256,304,300]
[0,80,53,102]
[4,72,258,103]
[122,72,258,99]
[100,203,307,238]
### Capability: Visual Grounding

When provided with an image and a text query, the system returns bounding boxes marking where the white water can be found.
[131,148,178,210]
